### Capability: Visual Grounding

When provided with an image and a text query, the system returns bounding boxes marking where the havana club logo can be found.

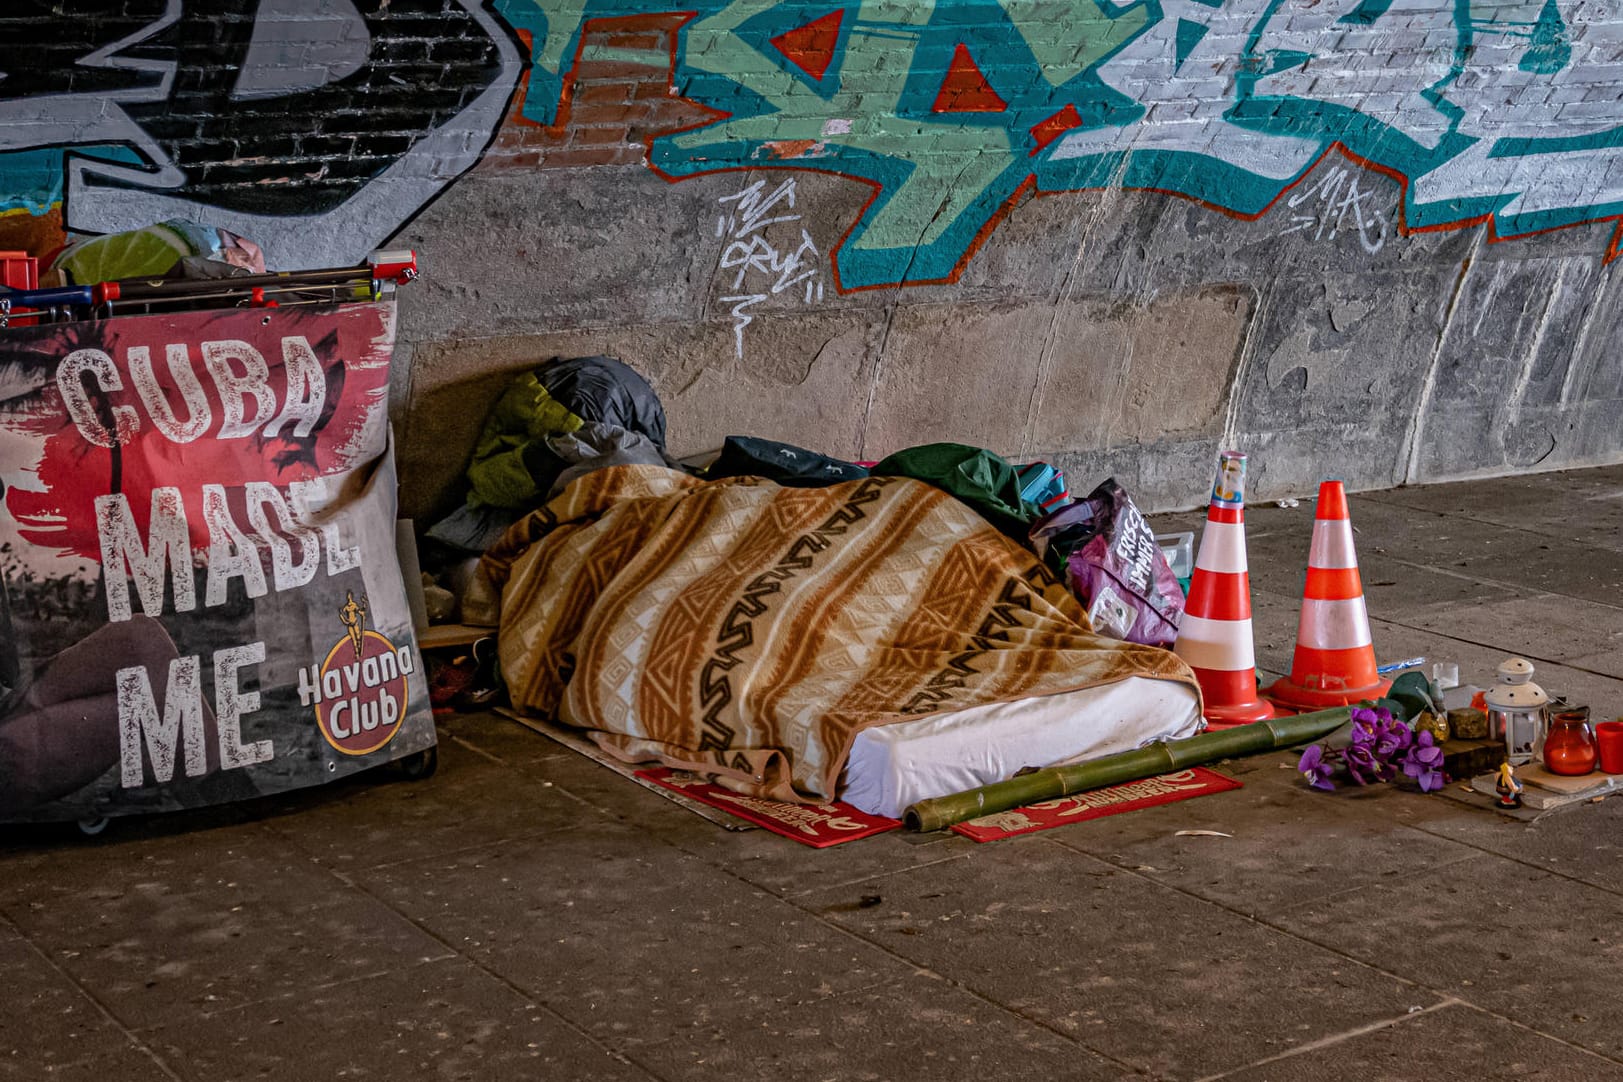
[296,590,416,755]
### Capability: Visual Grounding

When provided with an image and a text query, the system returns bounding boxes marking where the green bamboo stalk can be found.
[902,706,1356,833]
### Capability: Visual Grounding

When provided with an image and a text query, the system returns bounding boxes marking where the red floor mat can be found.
[950,768,1242,842]
[635,767,902,847]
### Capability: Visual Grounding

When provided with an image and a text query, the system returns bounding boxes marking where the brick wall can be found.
[480,15,707,171]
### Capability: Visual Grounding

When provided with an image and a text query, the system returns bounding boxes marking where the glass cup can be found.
[1596,720,1623,775]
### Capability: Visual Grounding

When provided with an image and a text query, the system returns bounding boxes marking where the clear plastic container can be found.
[1157,531,1194,580]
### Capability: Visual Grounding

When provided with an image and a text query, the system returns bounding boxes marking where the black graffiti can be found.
[0,0,518,216]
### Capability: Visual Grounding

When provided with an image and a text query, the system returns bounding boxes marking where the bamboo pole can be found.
[903,706,1358,833]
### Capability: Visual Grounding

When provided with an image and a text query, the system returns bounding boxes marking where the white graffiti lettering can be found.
[713,177,827,359]
[1277,166,1391,254]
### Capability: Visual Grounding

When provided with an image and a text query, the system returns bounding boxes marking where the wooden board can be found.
[494,707,755,831]
[1519,763,1623,795]
[417,623,494,650]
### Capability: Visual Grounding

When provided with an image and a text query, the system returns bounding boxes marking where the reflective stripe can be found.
[1185,570,1250,621]
[1194,521,1248,574]
[1174,614,1255,671]
[1296,597,1372,650]
[1307,518,1357,570]
[1303,566,1363,602]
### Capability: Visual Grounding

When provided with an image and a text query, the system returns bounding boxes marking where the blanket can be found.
[484,466,1200,804]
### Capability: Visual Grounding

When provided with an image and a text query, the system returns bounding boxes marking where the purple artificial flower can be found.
[1373,716,1413,760]
[1300,706,1450,797]
[1298,743,1338,791]
[1343,742,1381,786]
[1401,730,1446,793]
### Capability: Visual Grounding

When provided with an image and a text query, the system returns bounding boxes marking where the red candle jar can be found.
[1543,706,1598,776]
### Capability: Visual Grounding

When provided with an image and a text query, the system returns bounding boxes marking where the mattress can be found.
[841,676,1203,819]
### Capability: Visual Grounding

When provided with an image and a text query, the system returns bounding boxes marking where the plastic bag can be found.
[1030,479,1184,648]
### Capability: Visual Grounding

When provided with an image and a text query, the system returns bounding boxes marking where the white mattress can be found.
[841,677,1203,819]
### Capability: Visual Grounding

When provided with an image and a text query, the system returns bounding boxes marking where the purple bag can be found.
[1030,479,1184,648]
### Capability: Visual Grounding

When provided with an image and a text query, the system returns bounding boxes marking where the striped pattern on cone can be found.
[1266,481,1390,710]
[1174,493,1274,728]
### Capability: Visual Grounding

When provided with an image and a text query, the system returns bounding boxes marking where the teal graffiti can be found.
[502,0,1623,287]
[1520,0,1571,74]
[0,147,143,217]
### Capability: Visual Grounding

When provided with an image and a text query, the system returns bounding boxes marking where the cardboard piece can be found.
[1470,764,1623,810]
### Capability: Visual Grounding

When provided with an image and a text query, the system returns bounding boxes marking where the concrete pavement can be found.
[6,464,1623,1081]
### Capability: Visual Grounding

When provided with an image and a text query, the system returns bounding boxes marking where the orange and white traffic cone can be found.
[1266,480,1390,710]
[1174,451,1275,728]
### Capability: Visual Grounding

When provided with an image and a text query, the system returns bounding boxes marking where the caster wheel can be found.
[76,817,110,837]
[398,747,438,781]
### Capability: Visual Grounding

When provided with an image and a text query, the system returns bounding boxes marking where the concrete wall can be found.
[5,0,1623,520]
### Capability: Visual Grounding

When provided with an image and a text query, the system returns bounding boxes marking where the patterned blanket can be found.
[484,466,1199,804]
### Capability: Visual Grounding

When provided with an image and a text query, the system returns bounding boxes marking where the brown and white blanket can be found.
[484,466,1198,804]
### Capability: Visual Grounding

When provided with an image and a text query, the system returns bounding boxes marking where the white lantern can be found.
[1485,657,1549,767]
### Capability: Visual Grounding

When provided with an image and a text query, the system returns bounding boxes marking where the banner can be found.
[0,302,433,822]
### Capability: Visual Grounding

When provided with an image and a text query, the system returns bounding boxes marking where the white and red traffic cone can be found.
[1266,481,1389,710]
[1174,451,1275,728]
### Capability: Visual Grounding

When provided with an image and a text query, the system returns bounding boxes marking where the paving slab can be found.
[1362,466,1623,553]
[646,813,973,901]
[1220,1002,1623,1082]
[0,1049,178,1082]
[1348,552,1541,620]
[1274,854,1623,1060]
[523,747,979,899]
[1401,791,1623,896]
[802,836,1437,1081]
[491,737,756,844]
[0,825,451,1032]
[257,736,587,871]
[0,920,135,1072]
[138,956,654,1082]
[628,971,1125,1082]
[356,823,915,1049]
[436,711,575,767]
[1048,777,1482,915]
[1371,594,1623,678]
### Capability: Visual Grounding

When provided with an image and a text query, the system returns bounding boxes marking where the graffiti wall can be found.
[0,0,521,266]
[504,0,1623,287]
[4,0,1623,508]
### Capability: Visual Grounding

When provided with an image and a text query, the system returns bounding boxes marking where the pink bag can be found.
[1030,479,1184,648]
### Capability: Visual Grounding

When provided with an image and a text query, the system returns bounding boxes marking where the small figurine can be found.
[1494,760,1524,809]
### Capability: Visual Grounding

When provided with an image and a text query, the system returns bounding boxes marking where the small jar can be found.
[1543,705,1597,776]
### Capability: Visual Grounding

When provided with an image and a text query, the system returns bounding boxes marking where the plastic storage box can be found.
[1157,531,1194,595]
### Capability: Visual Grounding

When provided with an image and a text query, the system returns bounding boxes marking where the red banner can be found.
[0,302,432,823]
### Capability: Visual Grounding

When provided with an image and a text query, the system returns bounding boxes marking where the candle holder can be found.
[1484,657,1548,767]
[1543,704,1597,776]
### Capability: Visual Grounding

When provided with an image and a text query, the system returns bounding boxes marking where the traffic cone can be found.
[1266,481,1390,709]
[1174,451,1275,728]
